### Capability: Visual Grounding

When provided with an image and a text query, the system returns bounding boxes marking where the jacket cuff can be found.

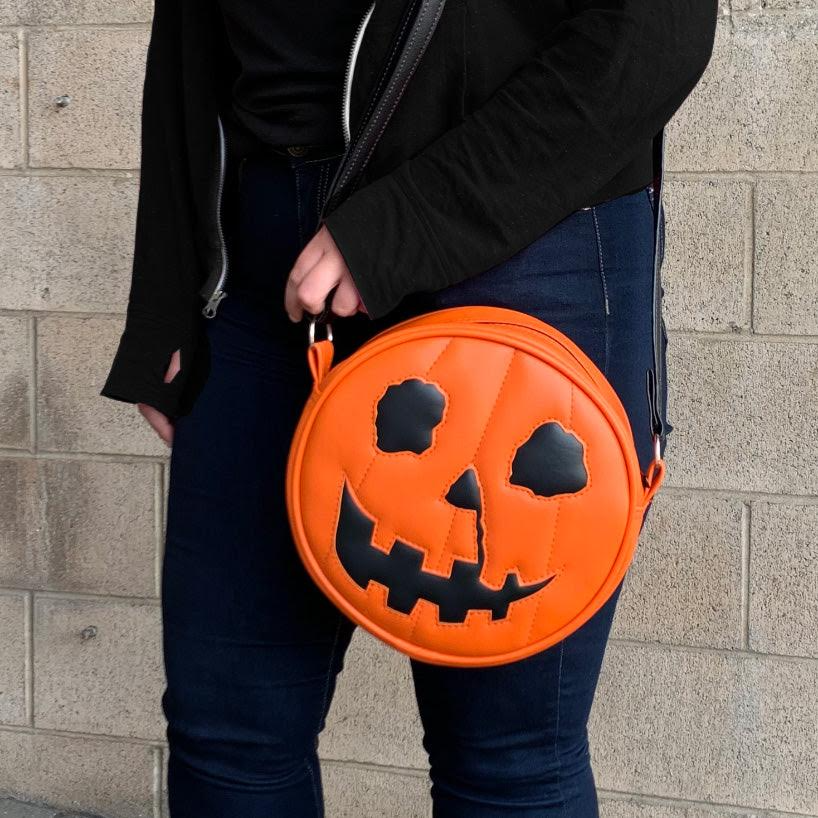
[324,168,452,319]
[99,310,208,420]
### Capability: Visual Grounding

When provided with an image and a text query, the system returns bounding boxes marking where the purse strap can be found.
[646,129,671,466]
[320,0,449,220]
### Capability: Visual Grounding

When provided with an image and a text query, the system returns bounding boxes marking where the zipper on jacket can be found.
[201,113,230,319]
[200,4,375,318]
[342,1,376,148]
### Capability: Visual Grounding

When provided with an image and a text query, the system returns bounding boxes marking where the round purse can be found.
[286,306,666,667]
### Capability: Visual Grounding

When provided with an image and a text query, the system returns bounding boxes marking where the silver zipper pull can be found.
[202,288,227,318]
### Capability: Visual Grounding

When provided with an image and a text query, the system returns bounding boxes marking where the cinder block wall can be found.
[0,2,816,816]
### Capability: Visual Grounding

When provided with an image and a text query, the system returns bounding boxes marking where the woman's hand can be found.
[136,347,180,447]
[285,225,366,322]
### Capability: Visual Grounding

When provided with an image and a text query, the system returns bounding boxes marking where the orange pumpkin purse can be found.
[285,0,667,667]
[286,306,666,667]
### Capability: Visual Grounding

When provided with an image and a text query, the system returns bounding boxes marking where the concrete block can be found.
[664,336,818,495]
[662,179,749,333]
[667,15,818,172]
[754,180,818,335]
[0,316,31,450]
[590,643,818,813]
[0,729,153,818]
[321,630,427,770]
[0,593,26,726]
[0,176,137,313]
[27,29,148,169]
[0,458,156,597]
[0,32,20,169]
[322,762,431,818]
[749,501,818,658]
[613,494,744,649]
[36,316,167,457]
[0,0,152,24]
[33,597,165,740]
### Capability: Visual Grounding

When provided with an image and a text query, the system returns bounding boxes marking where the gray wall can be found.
[1,1,817,816]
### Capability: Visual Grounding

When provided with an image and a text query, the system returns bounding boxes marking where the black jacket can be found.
[100,0,718,419]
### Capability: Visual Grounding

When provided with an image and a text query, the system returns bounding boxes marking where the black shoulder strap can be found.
[320,0,448,220]
[646,128,672,455]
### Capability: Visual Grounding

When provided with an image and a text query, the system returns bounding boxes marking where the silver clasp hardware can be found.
[308,318,334,346]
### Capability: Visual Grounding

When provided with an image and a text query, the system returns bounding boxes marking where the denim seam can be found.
[305,756,323,817]
[294,165,305,247]
[645,184,653,212]
[554,640,567,816]
[317,616,344,731]
[306,615,344,816]
[315,163,326,229]
[590,206,611,377]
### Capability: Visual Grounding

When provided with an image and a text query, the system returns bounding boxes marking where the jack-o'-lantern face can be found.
[290,331,637,666]
[336,378,588,623]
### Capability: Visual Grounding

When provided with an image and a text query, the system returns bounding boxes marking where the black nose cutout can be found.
[376,379,445,454]
[510,422,588,497]
[445,468,481,512]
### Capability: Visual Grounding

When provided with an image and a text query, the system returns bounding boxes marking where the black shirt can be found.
[216,0,373,149]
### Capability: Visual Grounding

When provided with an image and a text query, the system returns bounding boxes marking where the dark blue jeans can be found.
[162,146,669,816]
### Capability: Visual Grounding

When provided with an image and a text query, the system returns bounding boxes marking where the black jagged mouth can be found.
[334,481,554,624]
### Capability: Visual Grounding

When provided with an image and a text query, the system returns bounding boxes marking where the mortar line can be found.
[0,588,160,605]
[152,746,163,818]
[666,170,818,181]
[656,485,818,504]
[23,591,33,726]
[0,167,138,177]
[608,636,818,665]
[597,788,818,817]
[747,180,756,333]
[0,22,151,33]
[320,758,428,778]
[673,483,813,504]
[0,722,166,748]
[0,166,140,177]
[17,27,28,169]
[0,449,169,465]
[0,307,126,319]
[154,463,164,598]
[671,329,818,344]
[27,316,37,453]
[740,501,752,651]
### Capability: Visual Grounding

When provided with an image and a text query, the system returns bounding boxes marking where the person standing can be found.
[100,1,718,814]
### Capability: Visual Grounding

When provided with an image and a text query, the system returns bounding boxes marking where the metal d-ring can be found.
[308,317,334,346]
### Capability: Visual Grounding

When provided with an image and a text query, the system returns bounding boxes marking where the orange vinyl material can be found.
[286,306,665,667]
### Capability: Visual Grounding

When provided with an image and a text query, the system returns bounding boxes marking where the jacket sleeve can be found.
[99,0,207,420]
[324,0,718,319]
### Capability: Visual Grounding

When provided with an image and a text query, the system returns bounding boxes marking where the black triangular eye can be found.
[376,379,445,454]
[510,422,587,497]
